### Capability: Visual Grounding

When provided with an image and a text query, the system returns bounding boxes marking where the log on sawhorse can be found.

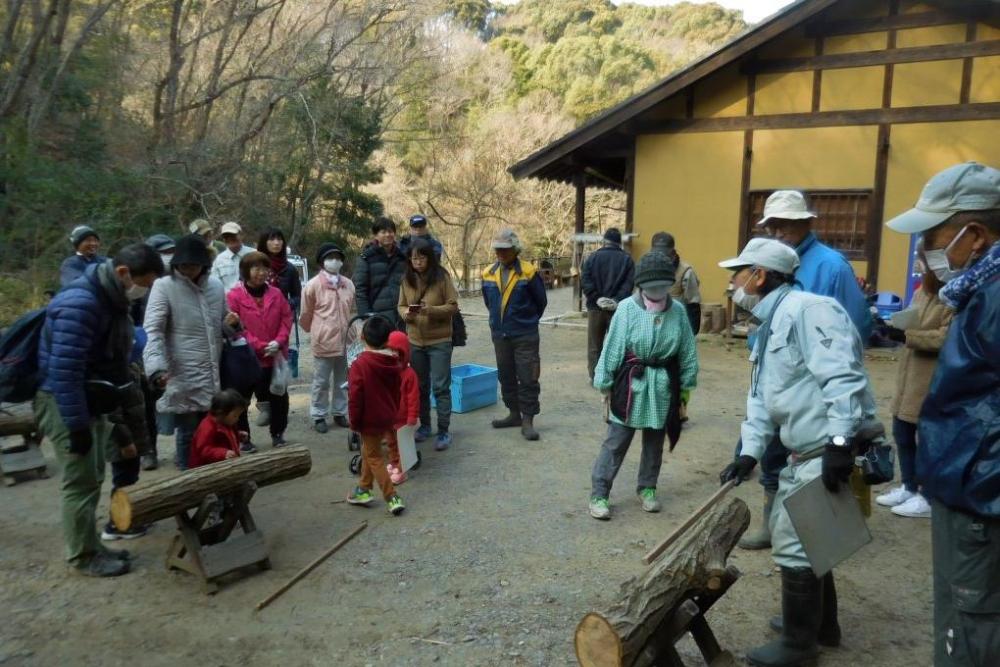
[0,403,48,487]
[166,481,272,594]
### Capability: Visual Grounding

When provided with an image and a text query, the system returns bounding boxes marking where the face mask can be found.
[732,269,760,311]
[160,254,174,267]
[640,285,669,301]
[324,258,343,274]
[126,284,148,301]
[925,226,974,283]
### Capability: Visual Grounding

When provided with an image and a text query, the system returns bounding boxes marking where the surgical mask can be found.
[924,226,974,283]
[324,258,343,274]
[126,284,148,301]
[732,269,760,311]
[160,254,174,268]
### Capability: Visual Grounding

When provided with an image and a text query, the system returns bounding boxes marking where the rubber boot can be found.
[491,410,522,429]
[520,414,539,441]
[769,572,841,647]
[746,567,821,667]
[739,490,775,550]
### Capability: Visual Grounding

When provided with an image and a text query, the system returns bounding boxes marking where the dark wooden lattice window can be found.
[746,190,872,260]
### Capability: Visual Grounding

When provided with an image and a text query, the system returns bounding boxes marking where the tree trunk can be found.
[111,445,311,530]
[0,403,36,437]
[574,497,750,667]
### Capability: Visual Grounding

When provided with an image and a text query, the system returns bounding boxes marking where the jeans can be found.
[493,334,541,417]
[173,412,205,471]
[411,341,453,432]
[591,422,666,498]
[735,434,788,493]
[310,355,347,420]
[236,366,290,440]
[586,309,613,381]
[893,416,918,493]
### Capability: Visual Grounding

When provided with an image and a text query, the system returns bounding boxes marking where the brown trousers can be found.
[359,431,395,500]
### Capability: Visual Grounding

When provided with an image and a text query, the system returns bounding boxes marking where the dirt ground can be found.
[0,287,932,666]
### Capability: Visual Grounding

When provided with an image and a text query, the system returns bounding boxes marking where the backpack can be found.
[0,308,48,404]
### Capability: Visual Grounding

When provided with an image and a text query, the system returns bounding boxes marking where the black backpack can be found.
[0,308,47,404]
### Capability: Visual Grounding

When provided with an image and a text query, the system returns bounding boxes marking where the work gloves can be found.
[596,297,618,312]
[821,442,855,492]
[720,455,757,486]
[68,429,93,456]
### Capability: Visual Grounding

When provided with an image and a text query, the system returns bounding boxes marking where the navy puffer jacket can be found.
[38,265,121,431]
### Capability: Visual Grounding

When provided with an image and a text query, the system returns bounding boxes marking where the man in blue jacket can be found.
[886,162,1000,667]
[35,243,164,577]
[59,225,107,287]
[482,229,547,441]
[581,228,635,380]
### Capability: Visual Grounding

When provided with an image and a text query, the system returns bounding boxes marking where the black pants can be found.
[493,334,541,417]
[110,456,140,493]
[237,366,290,440]
[587,309,614,381]
[140,374,160,457]
[685,303,702,336]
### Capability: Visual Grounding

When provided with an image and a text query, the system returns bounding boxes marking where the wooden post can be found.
[574,170,586,312]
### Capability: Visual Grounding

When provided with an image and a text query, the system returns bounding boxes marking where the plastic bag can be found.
[269,354,291,396]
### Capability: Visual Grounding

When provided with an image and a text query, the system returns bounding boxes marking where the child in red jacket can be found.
[190,390,248,468]
[386,331,420,484]
[346,316,405,515]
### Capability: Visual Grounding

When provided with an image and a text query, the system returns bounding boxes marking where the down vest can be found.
[142,271,226,413]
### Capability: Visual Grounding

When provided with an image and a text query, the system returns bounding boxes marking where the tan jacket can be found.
[397,270,459,347]
[890,289,953,423]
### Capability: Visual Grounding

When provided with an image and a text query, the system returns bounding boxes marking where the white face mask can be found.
[733,269,760,311]
[126,284,148,301]
[324,258,343,274]
[924,226,974,283]
[160,254,173,268]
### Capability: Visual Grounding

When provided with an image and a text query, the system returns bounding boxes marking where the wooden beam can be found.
[811,37,824,113]
[866,0,897,289]
[625,143,636,234]
[742,39,1000,75]
[737,74,756,253]
[961,21,977,105]
[644,102,1000,134]
[804,4,998,38]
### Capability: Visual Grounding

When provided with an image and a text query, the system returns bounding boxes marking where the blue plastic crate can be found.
[431,364,498,413]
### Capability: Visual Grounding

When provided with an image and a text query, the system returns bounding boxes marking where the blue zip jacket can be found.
[794,233,872,341]
[917,274,1000,517]
[481,258,547,338]
[59,253,106,288]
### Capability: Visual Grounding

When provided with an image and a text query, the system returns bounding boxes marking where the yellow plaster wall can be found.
[879,120,1000,296]
[750,126,878,190]
[820,66,884,111]
[755,71,813,115]
[979,23,1000,42]
[895,24,967,48]
[970,56,1000,103]
[693,64,748,118]
[633,132,745,304]
[891,61,963,107]
[825,31,887,55]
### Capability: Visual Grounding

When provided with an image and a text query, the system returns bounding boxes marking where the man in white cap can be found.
[885,161,1000,667]
[482,229,547,441]
[718,237,877,667]
[738,189,873,551]
[211,221,255,292]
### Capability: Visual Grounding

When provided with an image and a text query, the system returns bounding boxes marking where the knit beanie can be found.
[315,242,344,265]
[634,250,676,287]
[70,225,99,248]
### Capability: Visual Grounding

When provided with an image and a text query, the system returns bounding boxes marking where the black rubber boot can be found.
[746,567,821,667]
[768,572,841,647]
[520,414,539,441]
[491,411,522,429]
[739,490,775,550]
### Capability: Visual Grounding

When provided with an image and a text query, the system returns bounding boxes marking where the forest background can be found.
[0,0,749,323]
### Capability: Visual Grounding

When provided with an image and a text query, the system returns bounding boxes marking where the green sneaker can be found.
[387,494,405,516]
[589,496,611,520]
[347,487,373,506]
[638,488,661,513]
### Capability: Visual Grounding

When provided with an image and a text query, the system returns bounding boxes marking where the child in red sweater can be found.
[386,331,420,485]
[346,316,405,515]
[190,390,248,468]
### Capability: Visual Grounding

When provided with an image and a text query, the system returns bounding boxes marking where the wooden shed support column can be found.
[574,170,586,311]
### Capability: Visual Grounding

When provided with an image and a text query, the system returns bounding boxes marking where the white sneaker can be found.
[876,485,914,507]
[891,494,932,518]
[589,497,611,520]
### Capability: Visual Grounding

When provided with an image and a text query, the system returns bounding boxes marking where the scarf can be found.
[939,240,1000,310]
[244,281,267,299]
[95,261,134,383]
[269,253,288,288]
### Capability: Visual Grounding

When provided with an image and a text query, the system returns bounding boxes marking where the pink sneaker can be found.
[390,468,407,485]
[386,463,397,476]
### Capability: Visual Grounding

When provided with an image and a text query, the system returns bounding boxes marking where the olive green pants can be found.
[34,391,113,564]
[931,500,1000,666]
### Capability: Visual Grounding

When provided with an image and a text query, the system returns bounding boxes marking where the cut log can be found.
[0,403,36,438]
[111,445,311,530]
[575,496,750,667]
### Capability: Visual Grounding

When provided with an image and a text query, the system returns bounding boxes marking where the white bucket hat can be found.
[719,237,801,275]
[756,190,817,227]
[886,162,1000,234]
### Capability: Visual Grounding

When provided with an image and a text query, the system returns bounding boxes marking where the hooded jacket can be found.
[348,348,401,434]
[226,282,293,368]
[387,331,420,430]
[189,413,240,468]
[300,271,355,357]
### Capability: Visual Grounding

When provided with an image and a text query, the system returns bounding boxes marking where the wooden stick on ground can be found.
[642,480,736,565]
[255,521,367,612]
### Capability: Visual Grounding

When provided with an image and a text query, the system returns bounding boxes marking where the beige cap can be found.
[219,221,242,236]
[188,218,212,235]
[755,190,816,227]
[719,237,801,275]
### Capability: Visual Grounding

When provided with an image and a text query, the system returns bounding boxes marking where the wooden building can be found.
[509,0,1000,304]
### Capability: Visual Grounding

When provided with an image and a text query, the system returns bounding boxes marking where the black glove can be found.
[821,442,855,492]
[720,455,757,486]
[68,429,93,456]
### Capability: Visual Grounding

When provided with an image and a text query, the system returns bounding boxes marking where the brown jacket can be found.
[397,270,459,347]
[890,289,953,423]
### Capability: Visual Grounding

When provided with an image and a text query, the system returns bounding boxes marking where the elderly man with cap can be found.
[211,221,256,292]
[581,228,635,381]
[718,237,877,667]
[399,214,444,258]
[60,225,107,287]
[188,218,223,260]
[482,229,547,440]
[885,161,1000,667]
[300,243,355,433]
[588,250,698,521]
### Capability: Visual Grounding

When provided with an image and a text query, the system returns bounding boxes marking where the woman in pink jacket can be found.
[227,251,293,449]
[300,243,355,433]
